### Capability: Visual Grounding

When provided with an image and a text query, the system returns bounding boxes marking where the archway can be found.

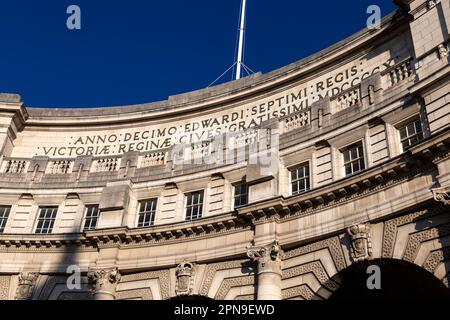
[170,295,214,301]
[329,259,450,300]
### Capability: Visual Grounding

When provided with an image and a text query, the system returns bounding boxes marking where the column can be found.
[247,240,283,300]
[87,268,121,300]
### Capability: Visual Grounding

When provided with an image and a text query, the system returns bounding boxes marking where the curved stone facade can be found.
[0,0,450,300]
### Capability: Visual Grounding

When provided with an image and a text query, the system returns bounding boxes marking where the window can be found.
[35,207,58,234]
[342,142,366,176]
[290,163,310,195]
[137,199,157,227]
[185,191,204,221]
[0,206,11,233]
[83,205,100,231]
[234,182,249,208]
[399,119,423,150]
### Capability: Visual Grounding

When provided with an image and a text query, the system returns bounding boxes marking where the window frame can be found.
[0,205,11,233]
[397,117,424,152]
[34,206,58,234]
[82,204,101,231]
[233,180,249,209]
[184,190,204,221]
[136,198,158,228]
[289,161,311,196]
[341,141,366,177]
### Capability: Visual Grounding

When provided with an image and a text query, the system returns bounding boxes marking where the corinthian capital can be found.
[247,240,282,274]
[87,267,121,295]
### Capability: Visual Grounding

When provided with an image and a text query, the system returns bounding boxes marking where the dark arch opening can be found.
[329,259,450,300]
[170,295,214,301]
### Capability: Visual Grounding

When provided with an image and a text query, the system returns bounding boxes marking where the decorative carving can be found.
[0,276,11,300]
[347,224,372,262]
[282,236,347,272]
[120,269,170,300]
[427,0,440,9]
[247,240,282,274]
[438,44,448,60]
[432,187,450,205]
[198,259,248,297]
[15,272,39,300]
[282,284,319,300]
[116,288,153,300]
[381,208,437,258]
[87,268,121,297]
[282,261,339,292]
[403,223,450,262]
[215,275,254,300]
[175,261,195,296]
[422,247,450,274]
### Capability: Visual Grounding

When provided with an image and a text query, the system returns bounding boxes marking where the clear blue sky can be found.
[0,0,397,108]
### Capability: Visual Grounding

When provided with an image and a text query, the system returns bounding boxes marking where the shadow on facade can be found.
[27,224,93,300]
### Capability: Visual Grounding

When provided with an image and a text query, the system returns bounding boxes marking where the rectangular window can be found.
[290,163,310,195]
[35,207,58,234]
[137,199,157,227]
[343,142,366,176]
[234,182,249,208]
[399,119,423,151]
[83,205,100,231]
[0,206,11,233]
[185,191,204,221]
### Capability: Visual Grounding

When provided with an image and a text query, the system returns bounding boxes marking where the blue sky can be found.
[0,0,397,108]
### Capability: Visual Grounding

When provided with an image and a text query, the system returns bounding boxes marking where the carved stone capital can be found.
[15,272,39,300]
[175,261,195,296]
[247,240,282,274]
[87,268,121,299]
[431,187,450,206]
[347,224,372,262]
[438,43,449,60]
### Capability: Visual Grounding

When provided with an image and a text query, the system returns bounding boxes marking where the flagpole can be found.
[235,0,247,80]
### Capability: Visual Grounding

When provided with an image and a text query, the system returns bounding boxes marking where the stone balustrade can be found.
[1,159,28,174]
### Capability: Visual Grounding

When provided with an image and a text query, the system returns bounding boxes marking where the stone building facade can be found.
[0,0,449,300]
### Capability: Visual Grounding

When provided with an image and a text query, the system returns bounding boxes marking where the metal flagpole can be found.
[235,0,247,80]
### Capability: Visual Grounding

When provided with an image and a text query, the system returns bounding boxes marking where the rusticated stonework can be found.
[423,247,450,274]
[120,270,170,300]
[282,284,318,300]
[215,275,255,300]
[0,276,10,300]
[282,237,346,272]
[198,260,249,297]
[402,223,450,262]
[382,208,437,259]
[116,288,153,300]
[282,261,339,292]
